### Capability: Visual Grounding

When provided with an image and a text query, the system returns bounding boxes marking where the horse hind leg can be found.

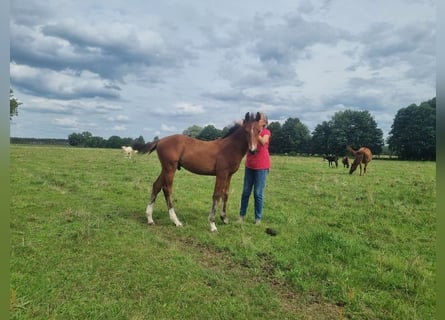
[164,190,183,227]
[146,174,164,225]
[161,169,183,227]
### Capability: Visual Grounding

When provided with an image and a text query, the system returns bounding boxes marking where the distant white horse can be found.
[121,146,134,159]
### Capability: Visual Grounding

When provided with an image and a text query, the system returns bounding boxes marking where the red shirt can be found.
[246,128,271,170]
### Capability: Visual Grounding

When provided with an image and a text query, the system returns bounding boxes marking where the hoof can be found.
[210,222,218,233]
[147,221,155,225]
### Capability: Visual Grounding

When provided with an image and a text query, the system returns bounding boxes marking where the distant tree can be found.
[196,125,222,141]
[311,121,334,155]
[67,132,148,149]
[81,131,93,147]
[280,117,311,155]
[313,110,384,156]
[121,137,134,147]
[89,136,106,148]
[387,97,436,160]
[68,131,93,147]
[267,121,284,154]
[133,135,145,145]
[106,135,123,149]
[10,88,22,119]
[68,132,83,146]
[336,110,383,154]
[183,125,203,137]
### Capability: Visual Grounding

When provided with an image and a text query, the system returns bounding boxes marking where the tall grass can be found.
[10,145,436,319]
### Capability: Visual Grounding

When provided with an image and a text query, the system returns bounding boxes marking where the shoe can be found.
[237,216,245,223]
[255,219,261,225]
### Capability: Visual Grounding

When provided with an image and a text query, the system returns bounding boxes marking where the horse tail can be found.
[132,141,158,155]
[346,145,356,155]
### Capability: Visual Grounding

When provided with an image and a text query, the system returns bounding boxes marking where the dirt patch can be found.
[172,235,347,319]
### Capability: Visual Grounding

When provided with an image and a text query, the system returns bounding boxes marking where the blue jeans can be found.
[239,168,269,220]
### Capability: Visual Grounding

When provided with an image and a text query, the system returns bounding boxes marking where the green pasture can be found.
[10,145,436,319]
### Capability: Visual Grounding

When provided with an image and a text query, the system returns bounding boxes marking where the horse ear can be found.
[244,112,250,123]
[255,112,261,121]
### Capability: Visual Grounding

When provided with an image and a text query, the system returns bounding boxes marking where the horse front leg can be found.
[220,176,232,225]
[209,177,223,233]
[209,197,219,233]
[208,175,231,232]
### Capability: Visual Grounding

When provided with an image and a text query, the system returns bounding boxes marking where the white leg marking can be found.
[169,208,183,227]
[210,222,218,233]
[146,203,154,225]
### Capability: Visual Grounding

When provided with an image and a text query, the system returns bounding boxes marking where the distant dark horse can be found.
[133,112,262,232]
[323,155,338,167]
[347,146,372,175]
[342,156,349,168]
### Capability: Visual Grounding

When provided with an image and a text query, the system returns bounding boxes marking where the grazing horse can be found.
[347,146,372,175]
[133,112,262,232]
[121,146,134,159]
[342,156,349,168]
[323,155,338,167]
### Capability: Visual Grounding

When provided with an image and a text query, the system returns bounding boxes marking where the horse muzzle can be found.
[249,149,257,155]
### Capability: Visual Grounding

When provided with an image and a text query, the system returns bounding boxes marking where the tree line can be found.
[182,110,383,157]
[10,94,435,161]
[181,97,435,160]
[67,132,146,149]
[61,97,438,160]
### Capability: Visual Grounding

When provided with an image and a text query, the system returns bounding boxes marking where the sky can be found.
[10,0,436,141]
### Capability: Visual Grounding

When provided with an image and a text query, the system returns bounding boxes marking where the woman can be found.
[238,112,271,224]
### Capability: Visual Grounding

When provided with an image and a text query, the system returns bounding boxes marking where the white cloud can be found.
[113,125,127,132]
[161,124,177,132]
[52,117,80,128]
[107,115,129,122]
[174,103,205,115]
[9,0,435,140]
[10,62,121,99]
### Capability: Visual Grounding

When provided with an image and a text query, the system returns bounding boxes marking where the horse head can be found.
[243,112,262,154]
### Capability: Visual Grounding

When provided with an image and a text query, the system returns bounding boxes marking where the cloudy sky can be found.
[10,0,436,141]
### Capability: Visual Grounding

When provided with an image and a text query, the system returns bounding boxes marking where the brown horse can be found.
[342,156,349,168]
[347,146,372,175]
[133,112,262,232]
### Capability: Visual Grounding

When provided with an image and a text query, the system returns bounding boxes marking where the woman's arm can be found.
[259,133,270,145]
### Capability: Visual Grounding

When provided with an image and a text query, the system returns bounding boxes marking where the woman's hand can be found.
[259,134,269,145]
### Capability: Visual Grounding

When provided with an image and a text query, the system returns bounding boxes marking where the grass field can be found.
[10,145,436,319]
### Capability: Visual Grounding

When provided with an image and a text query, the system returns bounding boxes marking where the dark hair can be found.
[222,123,241,138]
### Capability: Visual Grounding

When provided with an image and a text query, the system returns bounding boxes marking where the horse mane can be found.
[221,123,241,139]
[221,113,258,139]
